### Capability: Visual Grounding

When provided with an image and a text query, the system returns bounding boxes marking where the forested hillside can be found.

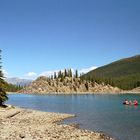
[81,55,140,90]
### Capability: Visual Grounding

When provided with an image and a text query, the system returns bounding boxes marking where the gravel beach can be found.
[0,106,114,140]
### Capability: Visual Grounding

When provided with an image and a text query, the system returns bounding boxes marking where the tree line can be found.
[50,69,79,80]
[81,74,140,90]
[2,83,23,92]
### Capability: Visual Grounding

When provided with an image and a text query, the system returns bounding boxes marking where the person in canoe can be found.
[133,99,138,105]
[129,100,132,105]
[123,99,130,105]
[123,99,139,105]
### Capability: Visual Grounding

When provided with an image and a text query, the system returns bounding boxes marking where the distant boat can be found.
[123,100,139,106]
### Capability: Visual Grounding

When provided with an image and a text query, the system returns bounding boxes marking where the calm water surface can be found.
[7,93,140,140]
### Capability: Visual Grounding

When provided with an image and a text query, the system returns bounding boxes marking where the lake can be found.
[6,93,140,140]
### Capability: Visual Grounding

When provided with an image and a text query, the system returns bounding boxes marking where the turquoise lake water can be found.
[7,94,140,140]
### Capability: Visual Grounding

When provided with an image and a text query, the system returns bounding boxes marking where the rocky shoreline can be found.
[0,106,115,140]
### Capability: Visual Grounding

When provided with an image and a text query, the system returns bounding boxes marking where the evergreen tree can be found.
[58,70,63,79]
[75,70,78,78]
[0,49,8,106]
[69,69,72,77]
[64,69,67,77]
[54,72,57,79]
[85,82,89,91]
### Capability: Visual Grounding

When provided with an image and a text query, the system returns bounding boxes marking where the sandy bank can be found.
[0,106,114,140]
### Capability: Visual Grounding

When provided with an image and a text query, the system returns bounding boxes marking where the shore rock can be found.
[0,107,115,140]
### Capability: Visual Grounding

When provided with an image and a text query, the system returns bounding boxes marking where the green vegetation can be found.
[3,83,23,92]
[52,69,78,80]
[0,49,8,105]
[75,70,78,78]
[81,55,140,90]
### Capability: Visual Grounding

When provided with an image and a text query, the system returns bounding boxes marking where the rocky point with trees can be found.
[19,68,121,94]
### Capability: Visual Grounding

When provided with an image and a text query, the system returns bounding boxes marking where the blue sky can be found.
[0,0,140,79]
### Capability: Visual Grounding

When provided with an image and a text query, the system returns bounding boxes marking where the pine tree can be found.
[64,69,67,77]
[58,70,62,79]
[69,69,72,77]
[75,70,78,78]
[85,82,89,91]
[0,49,8,106]
[54,72,57,79]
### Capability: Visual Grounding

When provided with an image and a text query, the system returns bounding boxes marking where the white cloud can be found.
[2,69,9,77]
[79,66,97,74]
[22,66,97,80]
[25,72,37,77]
[40,68,76,77]
[40,70,63,77]
[39,66,97,77]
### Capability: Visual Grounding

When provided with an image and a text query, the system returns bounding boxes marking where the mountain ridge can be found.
[5,77,32,86]
[81,54,140,90]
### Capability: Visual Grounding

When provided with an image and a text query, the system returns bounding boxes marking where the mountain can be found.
[81,55,140,90]
[5,77,32,86]
[18,76,121,94]
[3,82,23,92]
